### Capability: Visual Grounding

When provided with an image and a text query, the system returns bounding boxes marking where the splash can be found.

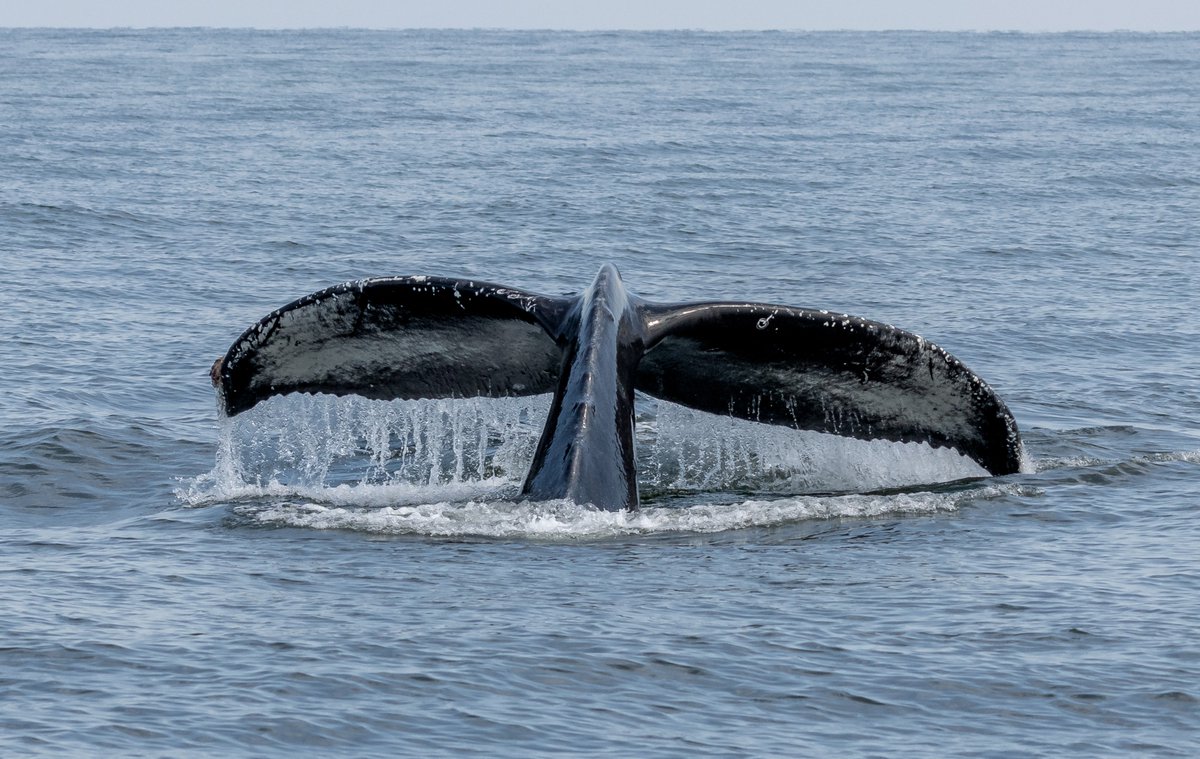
[180,393,1000,534]
[640,396,991,494]
[183,394,549,502]
[230,487,1021,539]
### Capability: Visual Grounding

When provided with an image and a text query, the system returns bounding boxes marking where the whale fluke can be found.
[212,265,1022,510]
[214,277,571,417]
[637,303,1021,478]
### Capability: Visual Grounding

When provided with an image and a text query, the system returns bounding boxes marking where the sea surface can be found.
[2,28,1198,757]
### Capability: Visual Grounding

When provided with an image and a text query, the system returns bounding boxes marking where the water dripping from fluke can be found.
[178,393,1012,537]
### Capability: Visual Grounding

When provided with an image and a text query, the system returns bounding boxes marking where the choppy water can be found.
[2,28,1199,757]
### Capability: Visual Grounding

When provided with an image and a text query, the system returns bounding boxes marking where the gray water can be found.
[2,29,1198,757]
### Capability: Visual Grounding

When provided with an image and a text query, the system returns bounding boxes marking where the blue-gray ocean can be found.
[2,28,1198,757]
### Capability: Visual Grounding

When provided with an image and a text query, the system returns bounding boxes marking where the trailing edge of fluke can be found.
[211,264,1022,511]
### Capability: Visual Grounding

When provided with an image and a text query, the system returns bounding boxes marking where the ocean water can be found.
[2,28,1198,757]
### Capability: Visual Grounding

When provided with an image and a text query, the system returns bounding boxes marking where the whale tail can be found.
[636,302,1022,477]
[212,268,1022,509]
[212,276,571,417]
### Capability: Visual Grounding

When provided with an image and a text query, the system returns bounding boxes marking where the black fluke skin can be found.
[212,264,1022,511]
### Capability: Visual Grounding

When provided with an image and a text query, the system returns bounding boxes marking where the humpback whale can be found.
[211,264,1022,511]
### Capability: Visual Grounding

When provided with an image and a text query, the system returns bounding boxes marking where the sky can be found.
[1,0,1197,31]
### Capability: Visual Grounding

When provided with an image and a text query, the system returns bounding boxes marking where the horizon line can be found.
[2,25,1197,33]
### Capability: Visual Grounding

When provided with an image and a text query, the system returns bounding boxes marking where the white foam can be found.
[223,486,1015,539]
[1143,449,1200,464]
